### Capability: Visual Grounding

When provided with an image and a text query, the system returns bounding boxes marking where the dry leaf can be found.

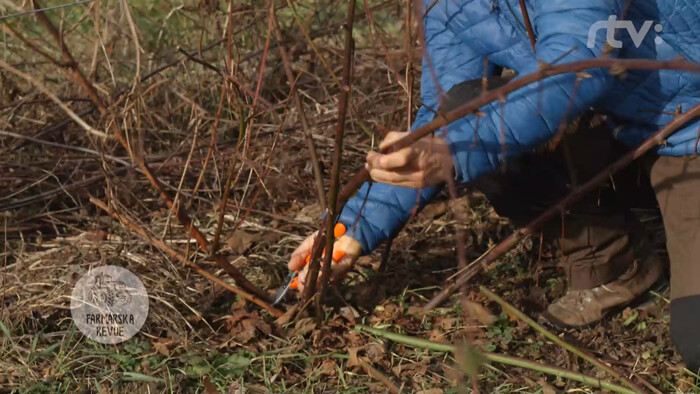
[436,316,459,331]
[260,231,282,245]
[274,304,297,326]
[537,378,556,394]
[347,347,362,368]
[291,318,316,337]
[228,380,246,394]
[427,329,446,343]
[464,301,496,326]
[295,203,322,223]
[448,196,470,218]
[406,306,427,317]
[203,376,219,394]
[364,342,385,364]
[420,202,447,219]
[340,306,359,323]
[225,312,271,343]
[319,359,338,376]
[346,331,364,347]
[226,230,259,254]
[152,338,173,356]
[392,360,429,378]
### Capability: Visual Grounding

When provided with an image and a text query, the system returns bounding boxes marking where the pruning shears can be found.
[273,223,347,305]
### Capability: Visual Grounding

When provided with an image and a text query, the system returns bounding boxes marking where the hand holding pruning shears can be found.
[274,223,362,304]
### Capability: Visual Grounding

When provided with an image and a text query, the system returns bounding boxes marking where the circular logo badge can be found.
[70,265,149,344]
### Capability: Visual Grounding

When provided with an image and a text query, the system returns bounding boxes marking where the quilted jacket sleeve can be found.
[339,0,620,255]
[338,4,487,254]
[448,1,620,182]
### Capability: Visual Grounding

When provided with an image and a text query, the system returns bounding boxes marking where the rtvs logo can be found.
[587,16,664,49]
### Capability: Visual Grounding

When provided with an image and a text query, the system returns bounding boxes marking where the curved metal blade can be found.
[273,271,297,305]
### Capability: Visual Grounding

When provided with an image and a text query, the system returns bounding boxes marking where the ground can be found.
[1,0,698,393]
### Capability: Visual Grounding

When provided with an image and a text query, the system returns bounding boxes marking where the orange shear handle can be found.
[290,223,347,289]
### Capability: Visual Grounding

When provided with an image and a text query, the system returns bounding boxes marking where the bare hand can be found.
[365,131,454,188]
[288,232,362,293]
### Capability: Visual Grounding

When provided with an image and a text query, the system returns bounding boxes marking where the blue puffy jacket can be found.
[339,0,700,254]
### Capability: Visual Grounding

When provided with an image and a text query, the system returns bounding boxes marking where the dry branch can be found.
[270,3,327,212]
[0,60,107,138]
[24,0,271,302]
[32,0,106,114]
[302,0,358,305]
[90,197,283,317]
[112,129,270,301]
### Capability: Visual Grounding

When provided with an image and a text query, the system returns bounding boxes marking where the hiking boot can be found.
[539,251,664,328]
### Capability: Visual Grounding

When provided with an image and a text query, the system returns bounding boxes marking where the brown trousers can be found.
[650,155,700,301]
[443,78,699,299]
[477,120,700,299]
[472,115,645,290]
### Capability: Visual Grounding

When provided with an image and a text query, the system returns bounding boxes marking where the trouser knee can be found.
[671,295,700,372]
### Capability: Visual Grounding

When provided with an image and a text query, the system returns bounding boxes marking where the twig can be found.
[519,0,536,53]
[14,38,227,148]
[0,61,107,138]
[424,102,700,310]
[187,77,227,208]
[203,1,238,255]
[90,197,283,317]
[1,23,67,67]
[303,0,357,306]
[161,111,201,241]
[0,130,127,165]
[32,0,106,114]
[283,0,340,86]
[118,0,141,87]
[270,3,327,212]
[0,168,127,211]
[110,81,268,301]
[359,359,401,394]
[479,286,644,392]
[355,325,640,394]
[176,48,277,112]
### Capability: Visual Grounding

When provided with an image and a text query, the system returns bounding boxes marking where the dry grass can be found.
[1,0,698,393]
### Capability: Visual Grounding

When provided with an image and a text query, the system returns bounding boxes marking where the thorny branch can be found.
[302,0,358,307]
